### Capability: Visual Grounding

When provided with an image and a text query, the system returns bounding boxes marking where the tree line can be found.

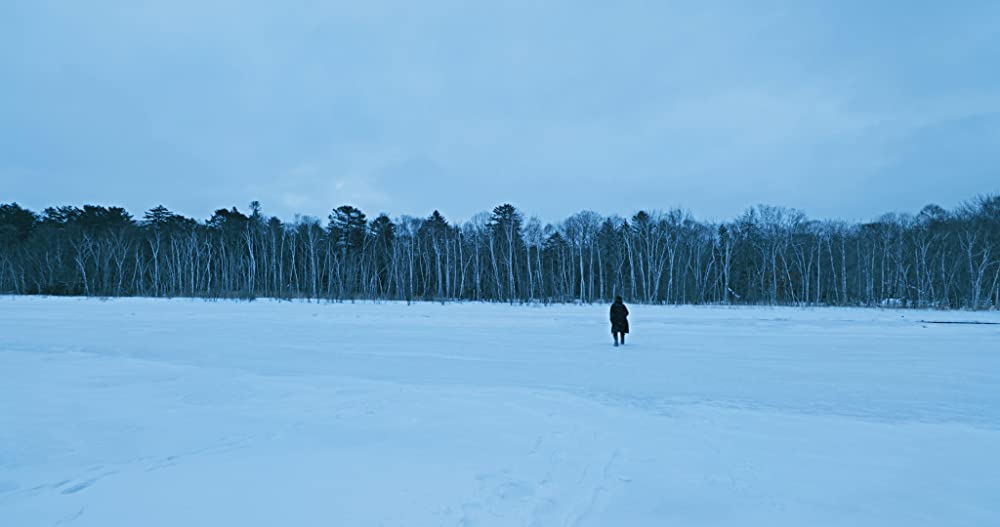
[1,196,998,309]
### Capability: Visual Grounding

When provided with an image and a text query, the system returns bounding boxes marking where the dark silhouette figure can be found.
[610,296,629,346]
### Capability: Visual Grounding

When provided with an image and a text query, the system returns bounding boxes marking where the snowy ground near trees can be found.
[1,297,999,527]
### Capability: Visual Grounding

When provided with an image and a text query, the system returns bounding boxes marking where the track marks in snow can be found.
[456,470,540,525]
[54,506,85,525]
[55,466,119,496]
[21,433,264,504]
[454,433,560,527]
[454,434,631,527]
[59,479,96,495]
[566,448,627,527]
[140,433,261,473]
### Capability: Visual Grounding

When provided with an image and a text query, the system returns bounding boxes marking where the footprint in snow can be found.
[60,479,96,495]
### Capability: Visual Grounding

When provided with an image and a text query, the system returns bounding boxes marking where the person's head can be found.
[614,295,623,304]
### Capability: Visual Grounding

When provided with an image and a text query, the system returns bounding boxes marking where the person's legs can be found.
[620,332,625,345]
[612,331,619,346]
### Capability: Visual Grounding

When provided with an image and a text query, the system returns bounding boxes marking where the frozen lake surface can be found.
[1,297,998,526]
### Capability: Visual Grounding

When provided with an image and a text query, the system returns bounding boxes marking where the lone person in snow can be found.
[610,296,629,347]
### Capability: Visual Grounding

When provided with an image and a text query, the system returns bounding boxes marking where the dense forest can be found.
[1,196,998,309]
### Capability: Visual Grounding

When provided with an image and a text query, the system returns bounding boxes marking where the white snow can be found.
[1,297,998,526]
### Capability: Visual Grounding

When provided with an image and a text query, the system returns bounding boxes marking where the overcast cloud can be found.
[2,0,999,223]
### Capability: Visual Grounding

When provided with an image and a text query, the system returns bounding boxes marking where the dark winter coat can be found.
[610,302,629,334]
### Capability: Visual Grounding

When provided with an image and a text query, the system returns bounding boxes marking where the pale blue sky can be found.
[2,1,998,223]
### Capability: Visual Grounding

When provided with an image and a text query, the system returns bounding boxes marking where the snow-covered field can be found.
[1,297,998,526]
